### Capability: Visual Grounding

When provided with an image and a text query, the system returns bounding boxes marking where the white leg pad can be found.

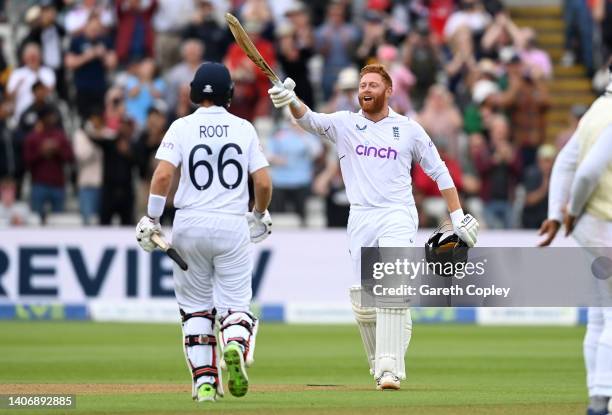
[218,310,256,364]
[404,309,413,355]
[350,285,376,374]
[375,307,408,380]
[181,313,224,398]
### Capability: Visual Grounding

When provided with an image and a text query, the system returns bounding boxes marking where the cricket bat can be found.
[151,233,188,271]
[225,13,282,87]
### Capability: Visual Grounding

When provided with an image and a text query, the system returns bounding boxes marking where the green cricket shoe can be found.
[223,342,249,397]
[197,383,216,402]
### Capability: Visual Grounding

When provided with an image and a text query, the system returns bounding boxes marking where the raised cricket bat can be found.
[151,233,188,271]
[225,13,282,87]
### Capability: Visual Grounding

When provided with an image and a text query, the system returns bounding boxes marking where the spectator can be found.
[426,0,455,44]
[6,43,56,126]
[480,12,521,58]
[20,1,67,100]
[91,117,136,225]
[321,66,360,113]
[314,1,359,100]
[182,0,230,63]
[443,0,491,43]
[522,144,556,229]
[65,15,117,120]
[355,10,388,68]
[240,0,276,41]
[0,177,30,226]
[276,21,315,109]
[17,81,62,140]
[376,44,415,115]
[471,115,521,228]
[153,0,195,71]
[444,26,478,104]
[403,20,441,110]
[225,20,275,121]
[562,0,594,75]
[518,28,553,80]
[115,0,158,65]
[104,86,128,132]
[164,39,203,111]
[64,0,114,34]
[267,110,323,226]
[497,55,550,169]
[0,93,13,181]
[555,104,587,150]
[124,57,166,127]
[285,0,316,62]
[463,64,501,134]
[134,108,168,216]
[415,85,463,158]
[23,107,73,223]
[73,108,109,225]
[173,84,194,120]
[594,0,612,64]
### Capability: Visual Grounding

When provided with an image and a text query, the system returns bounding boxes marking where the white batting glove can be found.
[450,211,479,248]
[246,209,272,243]
[268,78,297,108]
[136,216,162,252]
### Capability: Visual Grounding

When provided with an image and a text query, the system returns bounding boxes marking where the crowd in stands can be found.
[0,0,604,229]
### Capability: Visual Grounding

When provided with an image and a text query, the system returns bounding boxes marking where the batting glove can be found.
[136,216,162,252]
[451,211,479,248]
[246,209,272,243]
[268,78,297,109]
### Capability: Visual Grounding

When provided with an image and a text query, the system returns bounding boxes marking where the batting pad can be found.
[350,285,376,374]
[182,314,224,398]
[375,308,408,380]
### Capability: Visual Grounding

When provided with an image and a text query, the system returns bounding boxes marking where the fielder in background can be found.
[268,64,479,390]
[539,62,612,415]
[135,62,273,403]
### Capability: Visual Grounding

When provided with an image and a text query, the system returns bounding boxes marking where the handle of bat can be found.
[150,233,168,251]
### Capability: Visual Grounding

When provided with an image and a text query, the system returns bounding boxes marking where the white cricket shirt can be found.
[296,107,453,208]
[155,106,269,215]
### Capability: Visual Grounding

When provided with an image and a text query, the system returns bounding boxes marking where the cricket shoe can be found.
[376,372,401,391]
[223,341,249,397]
[586,409,608,415]
[197,383,217,402]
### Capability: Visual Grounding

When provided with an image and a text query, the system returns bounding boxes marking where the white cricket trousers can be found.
[347,205,418,283]
[171,210,253,315]
[572,213,612,397]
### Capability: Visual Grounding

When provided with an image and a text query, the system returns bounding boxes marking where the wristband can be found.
[147,194,166,219]
[449,209,464,227]
[253,208,265,220]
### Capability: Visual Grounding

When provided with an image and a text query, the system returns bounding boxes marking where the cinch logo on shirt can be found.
[355,144,398,160]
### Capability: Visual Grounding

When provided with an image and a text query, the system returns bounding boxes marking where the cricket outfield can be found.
[0,322,585,414]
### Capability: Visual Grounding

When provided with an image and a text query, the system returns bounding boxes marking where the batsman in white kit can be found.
[268,64,480,389]
[540,62,612,415]
[134,62,273,402]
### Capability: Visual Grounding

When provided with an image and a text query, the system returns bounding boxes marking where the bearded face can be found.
[358,73,390,114]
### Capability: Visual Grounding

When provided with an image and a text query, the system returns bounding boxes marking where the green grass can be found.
[0,322,587,414]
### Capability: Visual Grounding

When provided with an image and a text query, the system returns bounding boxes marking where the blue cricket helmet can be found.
[189,62,234,107]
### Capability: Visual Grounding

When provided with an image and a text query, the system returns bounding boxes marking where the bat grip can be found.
[167,248,189,271]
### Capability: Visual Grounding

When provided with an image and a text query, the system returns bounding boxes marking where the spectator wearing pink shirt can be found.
[518,28,553,80]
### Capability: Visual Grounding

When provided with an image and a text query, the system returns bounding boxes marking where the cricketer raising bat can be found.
[151,233,189,271]
[225,13,282,87]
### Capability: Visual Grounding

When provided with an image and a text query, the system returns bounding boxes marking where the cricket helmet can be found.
[190,62,234,107]
[424,223,469,277]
